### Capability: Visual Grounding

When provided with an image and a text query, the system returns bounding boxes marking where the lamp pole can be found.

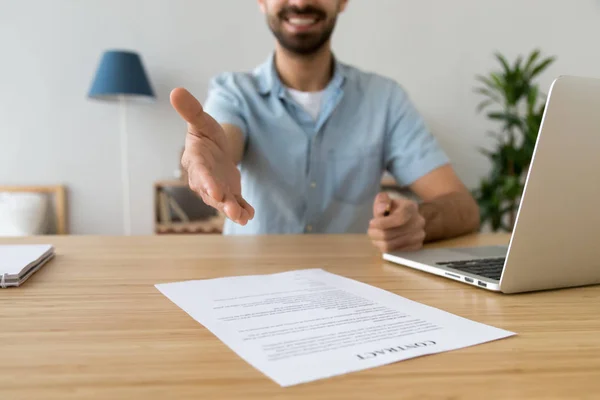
[119,94,132,236]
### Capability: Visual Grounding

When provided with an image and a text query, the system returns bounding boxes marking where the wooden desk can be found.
[1,234,599,399]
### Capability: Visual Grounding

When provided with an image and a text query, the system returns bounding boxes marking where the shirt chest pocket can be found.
[328,145,382,205]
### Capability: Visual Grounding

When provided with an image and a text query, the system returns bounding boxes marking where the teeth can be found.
[288,18,316,26]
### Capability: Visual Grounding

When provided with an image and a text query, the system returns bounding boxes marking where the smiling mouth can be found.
[283,15,323,27]
[287,17,318,26]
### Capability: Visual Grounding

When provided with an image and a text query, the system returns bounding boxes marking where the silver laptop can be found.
[384,75,600,294]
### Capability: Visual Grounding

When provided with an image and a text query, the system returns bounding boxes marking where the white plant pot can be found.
[0,193,48,236]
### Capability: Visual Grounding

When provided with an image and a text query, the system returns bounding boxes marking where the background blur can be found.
[1,0,598,235]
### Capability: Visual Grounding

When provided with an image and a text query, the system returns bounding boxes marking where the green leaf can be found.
[491,218,503,232]
[502,175,521,199]
[485,130,504,142]
[495,52,511,74]
[513,55,523,72]
[487,111,523,128]
[478,147,498,160]
[524,49,541,75]
[476,99,495,113]
[474,87,502,102]
[529,56,556,79]
[500,204,518,215]
[527,85,539,113]
[490,72,504,89]
[476,74,500,91]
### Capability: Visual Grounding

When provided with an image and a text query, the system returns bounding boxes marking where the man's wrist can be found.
[418,192,480,243]
[418,201,442,242]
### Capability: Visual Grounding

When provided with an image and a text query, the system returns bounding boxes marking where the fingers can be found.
[372,233,425,253]
[197,187,250,225]
[373,192,392,216]
[367,214,424,241]
[170,88,226,144]
[368,196,426,252]
[170,88,205,128]
[222,192,251,225]
[187,163,253,225]
[236,195,256,220]
[370,198,418,230]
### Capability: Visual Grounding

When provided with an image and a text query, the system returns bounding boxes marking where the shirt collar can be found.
[256,52,346,96]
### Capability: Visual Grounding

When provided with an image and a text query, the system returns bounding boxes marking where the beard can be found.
[266,5,338,56]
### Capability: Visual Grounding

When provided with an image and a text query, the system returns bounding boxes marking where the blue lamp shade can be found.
[88,50,155,101]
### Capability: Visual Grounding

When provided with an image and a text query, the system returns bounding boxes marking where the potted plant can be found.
[473,49,556,232]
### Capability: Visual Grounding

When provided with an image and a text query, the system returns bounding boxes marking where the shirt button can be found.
[310,182,317,188]
[306,225,313,232]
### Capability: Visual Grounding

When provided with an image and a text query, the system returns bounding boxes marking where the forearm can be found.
[418,191,480,242]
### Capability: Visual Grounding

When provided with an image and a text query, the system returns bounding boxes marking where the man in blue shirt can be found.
[170,0,480,252]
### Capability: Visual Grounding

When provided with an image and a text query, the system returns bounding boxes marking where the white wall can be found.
[1,0,599,234]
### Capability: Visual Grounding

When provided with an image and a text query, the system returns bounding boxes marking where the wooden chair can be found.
[0,185,68,234]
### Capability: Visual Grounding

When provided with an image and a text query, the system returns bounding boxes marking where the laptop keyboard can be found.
[435,257,505,281]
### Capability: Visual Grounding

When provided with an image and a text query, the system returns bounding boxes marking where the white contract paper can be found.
[155,269,515,386]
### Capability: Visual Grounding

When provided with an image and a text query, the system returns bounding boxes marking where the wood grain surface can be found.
[1,233,599,400]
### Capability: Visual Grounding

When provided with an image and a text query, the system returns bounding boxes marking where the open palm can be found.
[170,88,254,225]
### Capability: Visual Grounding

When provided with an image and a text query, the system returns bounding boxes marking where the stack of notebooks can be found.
[0,244,55,288]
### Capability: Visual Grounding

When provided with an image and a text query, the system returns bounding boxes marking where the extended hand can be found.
[368,192,426,252]
[170,88,254,225]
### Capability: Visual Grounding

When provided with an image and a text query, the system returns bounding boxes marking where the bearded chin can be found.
[268,17,337,56]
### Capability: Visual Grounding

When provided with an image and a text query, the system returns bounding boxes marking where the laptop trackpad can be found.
[448,245,508,258]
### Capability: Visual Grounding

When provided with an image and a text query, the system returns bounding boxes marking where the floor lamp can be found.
[88,50,155,235]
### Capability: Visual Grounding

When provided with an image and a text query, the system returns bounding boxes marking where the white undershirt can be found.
[286,88,325,121]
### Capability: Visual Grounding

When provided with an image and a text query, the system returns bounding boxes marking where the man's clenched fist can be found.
[368,192,426,252]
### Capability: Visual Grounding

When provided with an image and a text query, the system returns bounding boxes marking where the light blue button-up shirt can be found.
[204,54,449,235]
